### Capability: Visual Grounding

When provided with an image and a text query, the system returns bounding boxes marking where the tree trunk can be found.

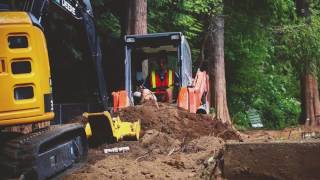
[295,0,320,127]
[126,0,147,35]
[208,16,231,124]
[296,0,310,17]
[301,73,320,126]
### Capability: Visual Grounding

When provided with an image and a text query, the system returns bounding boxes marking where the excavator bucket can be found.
[82,111,140,144]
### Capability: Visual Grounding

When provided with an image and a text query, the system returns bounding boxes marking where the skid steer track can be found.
[0,123,88,180]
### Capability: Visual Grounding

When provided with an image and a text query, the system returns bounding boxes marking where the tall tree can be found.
[296,0,320,126]
[125,0,147,35]
[208,16,231,124]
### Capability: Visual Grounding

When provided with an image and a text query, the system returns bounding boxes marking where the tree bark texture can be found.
[126,0,147,35]
[300,73,320,126]
[296,0,310,17]
[208,16,231,124]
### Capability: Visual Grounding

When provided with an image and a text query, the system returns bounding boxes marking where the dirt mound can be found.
[117,102,241,141]
[63,133,225,180]
[62,105,320,180]
[62,103,238,180]
[140,129,181,154]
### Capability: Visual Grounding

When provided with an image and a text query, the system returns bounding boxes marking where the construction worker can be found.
[144,53,179,102]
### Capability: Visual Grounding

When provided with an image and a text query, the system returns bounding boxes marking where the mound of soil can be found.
[64,133,225,180]
[62,105,320,180]
[117,102,242,141]
[62,102,241,180]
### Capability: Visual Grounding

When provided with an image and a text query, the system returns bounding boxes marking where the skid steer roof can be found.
[125,32,182,49]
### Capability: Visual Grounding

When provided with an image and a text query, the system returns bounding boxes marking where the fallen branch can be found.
[135,151,151,161]
[167,148,175,156]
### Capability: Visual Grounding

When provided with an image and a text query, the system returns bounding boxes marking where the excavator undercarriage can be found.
[0,123,88,179]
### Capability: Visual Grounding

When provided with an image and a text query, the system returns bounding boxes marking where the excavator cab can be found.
[124,32,193,101]
[122,32,210,113]
[0,12,54,127]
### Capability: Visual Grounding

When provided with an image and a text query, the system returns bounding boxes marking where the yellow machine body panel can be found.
[0,12,54,126]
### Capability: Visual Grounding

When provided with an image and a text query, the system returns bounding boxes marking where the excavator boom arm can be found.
[23,0,109,110]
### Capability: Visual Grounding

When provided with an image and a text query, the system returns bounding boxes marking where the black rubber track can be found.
[0,123,88,180]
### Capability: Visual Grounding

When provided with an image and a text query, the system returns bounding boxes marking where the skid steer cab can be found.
[113,32,210,114]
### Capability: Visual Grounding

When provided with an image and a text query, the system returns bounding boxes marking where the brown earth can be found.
[224,140,320,180]
[63,102,241,180]
[116,102,241,141]
[225,127,320,180]
[63,102,320,180]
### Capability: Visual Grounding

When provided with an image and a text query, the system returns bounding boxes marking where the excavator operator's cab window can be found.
[8,36,28,49]
[14,86,34,100]
[11,61,32,74]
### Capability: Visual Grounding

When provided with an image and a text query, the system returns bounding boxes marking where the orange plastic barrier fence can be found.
[112,90,130,112]
[188,88,201,113]
[188,88,196,113]
[112,92,119,112]
[177,87,189,111]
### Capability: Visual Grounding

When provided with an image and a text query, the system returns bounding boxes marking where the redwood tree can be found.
[296,0,320,127]
[208,16,232,124]
[301,74,320,126]
[125,0,147,35]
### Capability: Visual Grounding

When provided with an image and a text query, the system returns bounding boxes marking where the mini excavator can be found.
[0,0,140,179]
[113,32,211,114]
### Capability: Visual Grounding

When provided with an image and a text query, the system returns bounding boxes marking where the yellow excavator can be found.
[0,0,140,179]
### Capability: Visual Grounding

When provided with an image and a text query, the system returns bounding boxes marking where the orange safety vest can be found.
[150,69,174,90]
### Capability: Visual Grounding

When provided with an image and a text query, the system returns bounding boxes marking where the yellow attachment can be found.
[83,111,140,142]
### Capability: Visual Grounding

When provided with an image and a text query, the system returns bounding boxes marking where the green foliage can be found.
[182,0,223,16]
[232,111,250,130]
[46,0,319,129]
[253,72,301,129]
[148,0,222,60]
[278,17,320,75]
[224,0,302,129]
[96,12,121,36]
[92,1,121,37]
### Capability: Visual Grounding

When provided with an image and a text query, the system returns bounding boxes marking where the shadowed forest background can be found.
[46,0,320,129]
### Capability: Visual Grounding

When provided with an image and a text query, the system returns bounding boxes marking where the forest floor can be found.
[62,103,320,180]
